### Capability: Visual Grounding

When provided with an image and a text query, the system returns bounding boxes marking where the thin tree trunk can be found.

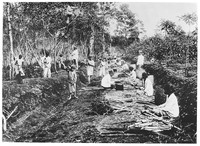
[185,27,191,77]
[89,25,95,58]
[102,32,105,53]
[54,38,58,73]
[185,46,189,76]
[7,3,14,80]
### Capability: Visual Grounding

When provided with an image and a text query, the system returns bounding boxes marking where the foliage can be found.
[111,4,144,50]
[123,18,197,69]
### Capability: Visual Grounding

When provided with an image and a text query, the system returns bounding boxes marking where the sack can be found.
[115,84,124,90]
[113,68,117,72]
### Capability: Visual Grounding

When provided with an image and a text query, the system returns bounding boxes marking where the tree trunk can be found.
[102,32,105,53]
[89,25,95,58]
[185,47,189,76]
[54,38,58,73]
[7,3,14,80]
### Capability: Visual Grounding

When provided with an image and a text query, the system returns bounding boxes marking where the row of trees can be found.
[3,2,197,80]
[3,2,143,80]
[121,13,197,76]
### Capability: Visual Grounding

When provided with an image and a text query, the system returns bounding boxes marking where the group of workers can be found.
[98,50,179,119]
[13,48,179,119]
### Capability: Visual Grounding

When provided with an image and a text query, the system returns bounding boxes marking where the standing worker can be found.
[40,50,46,72]
[87,56,95,84]
[71,46,79,69]
[136,50,144,68]
[42,51,52,78]
[68,64,78,100]
[58,54,66,69]
[99,58,106,77]
[15,54,25,77]
[142,72,154,96]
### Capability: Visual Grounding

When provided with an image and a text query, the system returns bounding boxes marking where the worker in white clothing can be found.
[129,67,137,81]
[142,72,154,96]
[152,85,179,118]
[40,51,46,70]
[99,58,106,77]
[71,46,79,69]
[15,54,25,76]
[87,56,95,84]
[136,50,144,68]
[42,51,52,78]
[101,70,114,89]
[68,65,77,100]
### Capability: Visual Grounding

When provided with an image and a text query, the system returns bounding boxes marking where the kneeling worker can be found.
[101,70,114,89]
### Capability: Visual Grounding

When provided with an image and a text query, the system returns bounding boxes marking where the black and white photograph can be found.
[1,0,198,143]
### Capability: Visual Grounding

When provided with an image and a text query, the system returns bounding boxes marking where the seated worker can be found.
[152,84,179,118]
[116,58,122,66]
[142,72,154,96]
[101,70,114,89]
[122,63,129,71]
[129,66,136,81]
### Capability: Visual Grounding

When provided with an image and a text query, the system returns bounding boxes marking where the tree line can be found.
[3,2,197,80]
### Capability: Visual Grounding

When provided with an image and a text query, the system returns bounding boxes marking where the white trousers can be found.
[43,67,51,78]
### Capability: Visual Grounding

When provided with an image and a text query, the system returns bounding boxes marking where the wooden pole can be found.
[7,3,14,80]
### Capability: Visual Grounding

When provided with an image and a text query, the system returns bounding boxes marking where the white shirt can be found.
[101,61,106,67]
[122,64,129,71]
[71,49,78,60]
[99,61,106,76]
[43,56,52,68]
[87,60,95,75]
[137,54,144,66]
[144,77,154,96]
[16,58,24,67]
[131,64,136,70]
[136,67,146,79]
[101,74,112,88]
[148,75,154,86]
[116,60,122,66]
[130,70,136,80]
[41,56,45,67]
[159,93,179,117]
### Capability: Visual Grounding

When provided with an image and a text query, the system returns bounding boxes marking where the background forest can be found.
[3,2,197,79]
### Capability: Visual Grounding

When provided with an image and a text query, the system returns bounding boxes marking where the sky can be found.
[109,2,197,37]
